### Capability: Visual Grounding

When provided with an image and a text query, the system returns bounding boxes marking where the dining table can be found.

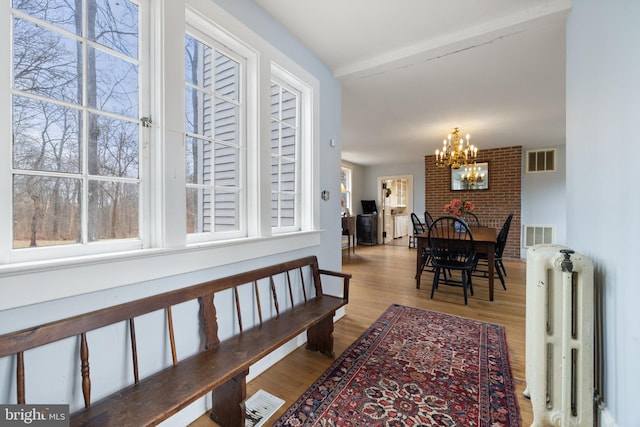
[415,226,498,301]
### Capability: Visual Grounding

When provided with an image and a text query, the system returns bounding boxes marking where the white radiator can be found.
[524,244,594,427]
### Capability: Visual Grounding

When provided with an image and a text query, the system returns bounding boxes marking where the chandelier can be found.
[434,127,478,169]
[461,162,485,186]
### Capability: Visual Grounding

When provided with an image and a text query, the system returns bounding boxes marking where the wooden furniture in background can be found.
[0,256,351,427]
[341,215,356,256]
[356,214,378,245]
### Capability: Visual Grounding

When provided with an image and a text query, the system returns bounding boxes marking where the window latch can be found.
[140,116,152,128]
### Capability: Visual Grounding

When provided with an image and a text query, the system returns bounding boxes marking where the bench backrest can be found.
[0,256,325,406]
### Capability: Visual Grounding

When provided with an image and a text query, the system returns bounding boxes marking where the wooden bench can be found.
[0,256,350,426]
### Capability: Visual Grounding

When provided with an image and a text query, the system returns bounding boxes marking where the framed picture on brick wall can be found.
[451,162,489,191]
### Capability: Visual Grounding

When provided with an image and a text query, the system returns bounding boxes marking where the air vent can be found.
[527,149,556,172]
[523,225,554,247]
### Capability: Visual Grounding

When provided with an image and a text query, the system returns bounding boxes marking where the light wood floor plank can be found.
[191,240,532,426]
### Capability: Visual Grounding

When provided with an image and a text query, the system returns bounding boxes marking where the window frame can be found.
[184,24,249,243]
[341,166,352,215]
[5,0,151,264]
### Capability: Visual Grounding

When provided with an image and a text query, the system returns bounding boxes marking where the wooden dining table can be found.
[415,226,498,301]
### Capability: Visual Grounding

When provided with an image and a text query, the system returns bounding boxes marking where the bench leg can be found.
[210,369,248,427]
[306,312,335,358]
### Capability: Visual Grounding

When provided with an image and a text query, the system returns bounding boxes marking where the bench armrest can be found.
[318,269,351,303]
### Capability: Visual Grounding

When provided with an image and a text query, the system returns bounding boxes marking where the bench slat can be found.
[69,295,346,427]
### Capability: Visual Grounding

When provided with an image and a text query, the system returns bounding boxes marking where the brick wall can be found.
[424,146,521,259]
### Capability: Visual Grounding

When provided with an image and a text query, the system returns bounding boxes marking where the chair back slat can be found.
[233,287,243,333]
[269,276,280,317]
[198,293,220,351]
[17,351,25,404]
[299,268,308,303]
[129,318,140,384]
[286,271,294,307]
[80,333,91,408]
[253,281,263,325]
[166,307,178,366]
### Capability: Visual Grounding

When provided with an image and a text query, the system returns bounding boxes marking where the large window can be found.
[10,0,144,255]
[1,1,322,308]
[185,31,244,240]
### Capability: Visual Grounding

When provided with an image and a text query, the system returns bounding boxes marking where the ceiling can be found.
[253,0,570,166]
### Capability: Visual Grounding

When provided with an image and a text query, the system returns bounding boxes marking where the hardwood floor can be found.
[191,240,532,426]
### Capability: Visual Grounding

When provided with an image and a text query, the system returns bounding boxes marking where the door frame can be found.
[376,174,414,244]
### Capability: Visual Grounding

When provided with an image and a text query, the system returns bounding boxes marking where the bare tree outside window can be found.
[11,0,141,249]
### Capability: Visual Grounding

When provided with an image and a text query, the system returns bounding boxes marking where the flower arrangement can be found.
[444,199,475,218]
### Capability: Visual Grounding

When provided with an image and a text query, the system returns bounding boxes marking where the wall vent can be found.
[523,225,554,247]
[526,149,556,172]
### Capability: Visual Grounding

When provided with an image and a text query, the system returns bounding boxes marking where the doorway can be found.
[377,175,414,245]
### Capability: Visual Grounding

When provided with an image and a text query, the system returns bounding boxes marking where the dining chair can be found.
[428,216,476,305]
[410,212,432,278]
[409,212,425,248]
[464,211,480,227]
[424,211,434,229]
[474,213,513,289]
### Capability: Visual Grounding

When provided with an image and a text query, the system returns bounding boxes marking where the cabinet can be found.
[357,214,378,245]
[393,214,409,238]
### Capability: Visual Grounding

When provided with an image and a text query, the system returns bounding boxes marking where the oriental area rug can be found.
[274,304,521,426]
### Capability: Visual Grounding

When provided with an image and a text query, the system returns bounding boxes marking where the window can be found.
[526,149,556,172]
[10,0,145,257]
[270,78,300,232]
[1,1,322,308]
[185,31,245,240]
[341,166,352,215]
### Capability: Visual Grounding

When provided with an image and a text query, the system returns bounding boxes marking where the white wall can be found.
[520,144,567,257]
[0,1,342,425]
[566,1,640,426]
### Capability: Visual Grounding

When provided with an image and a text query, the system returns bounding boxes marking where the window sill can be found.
[0,230,323,311]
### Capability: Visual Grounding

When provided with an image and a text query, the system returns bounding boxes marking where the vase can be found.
[454,217,468,232]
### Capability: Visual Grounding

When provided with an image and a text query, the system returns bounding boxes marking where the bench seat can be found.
[70,295,345,426]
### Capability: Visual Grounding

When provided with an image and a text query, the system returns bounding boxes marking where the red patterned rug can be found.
[274,304,521,426]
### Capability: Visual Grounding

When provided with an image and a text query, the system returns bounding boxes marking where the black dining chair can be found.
[410,212,432,278]
[474,213,513,290]
[464,211,480,227]
[424,211,434,229]
[409,212,425,248]
[428,216,476,305]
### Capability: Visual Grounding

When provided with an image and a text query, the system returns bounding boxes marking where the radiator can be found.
[524,244,594,427]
